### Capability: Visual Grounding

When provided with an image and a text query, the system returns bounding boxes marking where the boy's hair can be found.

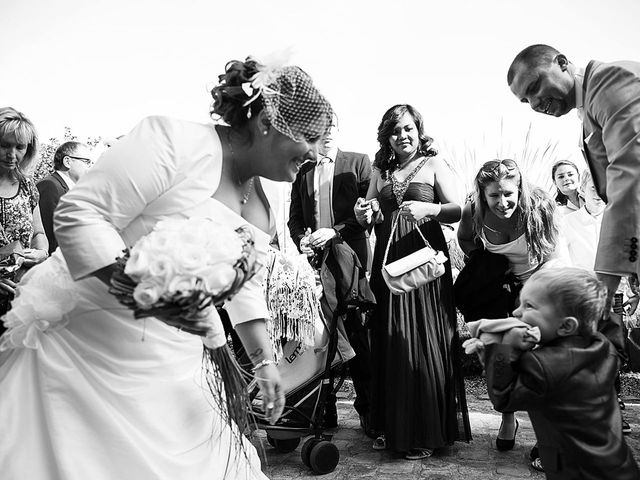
[528,267,607,336]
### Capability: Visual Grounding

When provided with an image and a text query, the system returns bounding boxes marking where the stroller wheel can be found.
[309,440,339,474]
[267,434,300,453]
[301,438,320,467]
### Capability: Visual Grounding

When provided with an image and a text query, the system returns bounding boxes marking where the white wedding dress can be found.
[0,117,272,480]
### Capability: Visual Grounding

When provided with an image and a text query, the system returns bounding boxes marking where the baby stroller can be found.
[249,252,354,475]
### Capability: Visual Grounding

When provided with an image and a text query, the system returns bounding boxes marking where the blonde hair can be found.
[472,159,559,263]
[0,107,39,177]
[529,267,607,336]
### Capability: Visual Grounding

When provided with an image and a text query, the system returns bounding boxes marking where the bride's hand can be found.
[255,363,285,424]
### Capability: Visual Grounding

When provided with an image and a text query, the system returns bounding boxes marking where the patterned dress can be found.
[0,177,39,248]
[369,161,471,452]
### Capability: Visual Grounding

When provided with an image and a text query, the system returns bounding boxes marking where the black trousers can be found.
[325,308,371,420]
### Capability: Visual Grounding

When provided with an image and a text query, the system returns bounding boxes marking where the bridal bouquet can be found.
[109,218,257,347]
[109,217,259,431]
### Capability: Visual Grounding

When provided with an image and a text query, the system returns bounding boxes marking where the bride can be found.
[0,57,333,480]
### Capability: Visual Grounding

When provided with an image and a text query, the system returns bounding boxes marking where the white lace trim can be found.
[0,252,79,351]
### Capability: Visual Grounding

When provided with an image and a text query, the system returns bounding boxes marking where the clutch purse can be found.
[382,215,447,295]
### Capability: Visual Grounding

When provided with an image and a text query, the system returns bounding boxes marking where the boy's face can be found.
[513,279,566,344]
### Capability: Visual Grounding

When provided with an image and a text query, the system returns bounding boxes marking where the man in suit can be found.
[507,44,640,309]
[37,141,93,253]
[508,44,640,466]
[288,114,374,436]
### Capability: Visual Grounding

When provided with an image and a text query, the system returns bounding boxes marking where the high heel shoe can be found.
[495,419,518,451]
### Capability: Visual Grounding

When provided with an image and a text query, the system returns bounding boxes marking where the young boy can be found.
[484,267,639,479]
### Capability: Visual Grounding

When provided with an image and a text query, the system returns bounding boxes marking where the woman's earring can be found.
[263,130,268,136]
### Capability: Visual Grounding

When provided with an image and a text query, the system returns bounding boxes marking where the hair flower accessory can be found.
[241,54,287,109]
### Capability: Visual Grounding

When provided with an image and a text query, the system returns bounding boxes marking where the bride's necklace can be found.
[225,129,254,205]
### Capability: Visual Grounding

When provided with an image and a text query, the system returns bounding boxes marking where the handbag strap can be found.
[382,213,433,268]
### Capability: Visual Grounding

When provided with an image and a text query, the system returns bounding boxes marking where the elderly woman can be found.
[0,108,48,320]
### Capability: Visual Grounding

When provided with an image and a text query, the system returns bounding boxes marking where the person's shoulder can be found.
[21,176,37,189]
[133,115,212,136]
[37,172,61,185]
[337,149,369,161]
[586,60,640,94]
[124,116,219,158]
[426,154,453,171]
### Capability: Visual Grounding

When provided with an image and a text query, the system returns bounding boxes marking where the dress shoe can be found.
[495,419,518,451]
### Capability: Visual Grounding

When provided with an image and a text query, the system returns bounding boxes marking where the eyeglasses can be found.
[67,155,93,165]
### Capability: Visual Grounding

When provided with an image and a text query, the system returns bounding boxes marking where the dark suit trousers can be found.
[326,308,371,419]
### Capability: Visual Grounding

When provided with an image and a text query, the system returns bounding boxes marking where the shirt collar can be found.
[57,170,76,189]
[574,67,585,119]
[318,147,337,164]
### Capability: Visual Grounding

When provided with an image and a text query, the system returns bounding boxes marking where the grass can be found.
[439,121,564,198]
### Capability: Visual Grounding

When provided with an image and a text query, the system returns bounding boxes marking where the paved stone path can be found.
[252,384,640,479]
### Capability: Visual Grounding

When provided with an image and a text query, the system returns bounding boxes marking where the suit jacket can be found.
[581,60,640,279]
[486,335,639,479]
[37,171,69,254]
[288,149,372,270]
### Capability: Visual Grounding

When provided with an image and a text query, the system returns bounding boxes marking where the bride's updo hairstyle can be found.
[210,57,333,143]
[373,104,437,180]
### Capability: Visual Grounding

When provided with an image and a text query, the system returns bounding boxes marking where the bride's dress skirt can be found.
[0,252,267,480]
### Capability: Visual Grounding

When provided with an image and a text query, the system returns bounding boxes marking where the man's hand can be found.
[596,272,622,312]
[354,197,373,226]
[308,228,337,249]
[299,228,314,256]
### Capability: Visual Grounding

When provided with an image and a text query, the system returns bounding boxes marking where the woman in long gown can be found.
[0,57,333,480]
[355,104,471,460]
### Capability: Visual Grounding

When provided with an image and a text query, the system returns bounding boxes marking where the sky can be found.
[2,0,640,185]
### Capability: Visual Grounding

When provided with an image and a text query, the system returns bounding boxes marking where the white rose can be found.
[204,263,237,296]
[166,275,198,295]
[207,230,244,264]
[132,281,163,308]
[124,248,151,279]
[147,255,177,285]
[178,248,207,275]
[146,230,174,252]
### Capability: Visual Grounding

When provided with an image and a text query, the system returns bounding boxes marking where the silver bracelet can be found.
[252,359,277,374]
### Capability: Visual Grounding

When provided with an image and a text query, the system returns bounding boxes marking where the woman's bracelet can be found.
[252,359,277,374]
